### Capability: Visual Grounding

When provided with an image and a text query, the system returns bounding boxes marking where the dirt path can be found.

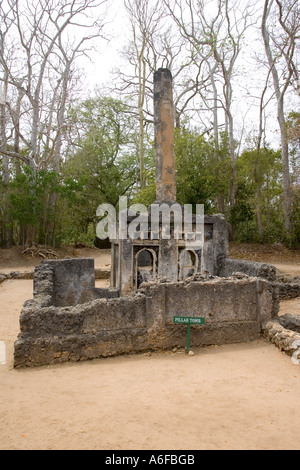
[0,246,112,274]
[272,263,300,277]
[0,246,300,450]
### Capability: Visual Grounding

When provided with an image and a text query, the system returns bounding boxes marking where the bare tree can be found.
[163,0,257,207]
[0,0,108,170]
[110,0,213,193]
[123,0,164,189]
[261,0,300,238]
[0,0,109,246]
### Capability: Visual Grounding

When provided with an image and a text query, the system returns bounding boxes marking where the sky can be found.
[83,0,129,89]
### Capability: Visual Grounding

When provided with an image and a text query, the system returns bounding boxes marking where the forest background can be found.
[0,0,299,249]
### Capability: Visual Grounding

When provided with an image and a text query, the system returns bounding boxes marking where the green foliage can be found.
[234,146,284,243]
[54,175,91,245]
[174,127,232,213]
[1,97,299,248]
[0,96,140,247]
[228,181,256,242]
[9,167,59,226]
[131,169,156,207]
[65,96,137,206]
[286,111,300,144]
[5,166,60,246]
[60,96,138,244]
[174,127,212,209]
[291,187,300,247]
[132,126,233,218]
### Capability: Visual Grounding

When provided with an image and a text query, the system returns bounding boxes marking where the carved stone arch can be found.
[135,248,157,288]
[179,249,198,281]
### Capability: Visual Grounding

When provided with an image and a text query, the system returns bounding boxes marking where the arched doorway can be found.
[179,249,198,281]
[136,248,157,288]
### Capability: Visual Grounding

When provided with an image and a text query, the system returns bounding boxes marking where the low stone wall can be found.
[262,317,300,356]
[14,273,277,368]
[219,258,277,281]
[279,313,300,333]
[219,258,300,301]
[276,282,300,300]
[0,260,110,285]
[0,271,34,283]
[95,268,110,280]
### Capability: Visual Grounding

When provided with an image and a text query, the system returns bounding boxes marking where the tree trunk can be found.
[262,0,293,238]
[25,226,36,248]
[278,98,293,236]
[0,91,14,247]
[256,184,264,240]
[227,109,238,206]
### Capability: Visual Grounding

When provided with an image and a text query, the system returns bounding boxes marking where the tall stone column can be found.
[154,68,176,204]
[153,69,178,282]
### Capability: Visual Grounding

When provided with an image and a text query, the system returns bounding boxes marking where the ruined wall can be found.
[276,282,300,300]
[33,258,118,307]
[218,258,300,301]
[14,274,277,368]
[112,213,229,296]
[218,258,277,281]
[262,317,300,357]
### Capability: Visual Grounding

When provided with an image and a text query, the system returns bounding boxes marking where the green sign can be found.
[173,316,205,325]
[173,316,205,354]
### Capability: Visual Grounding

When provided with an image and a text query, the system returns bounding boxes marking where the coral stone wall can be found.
[14,268,277,368]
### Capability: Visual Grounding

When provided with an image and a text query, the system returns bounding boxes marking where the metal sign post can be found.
[173,316,205,354]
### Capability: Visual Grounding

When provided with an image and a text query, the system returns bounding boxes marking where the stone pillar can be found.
[154,68,176,204]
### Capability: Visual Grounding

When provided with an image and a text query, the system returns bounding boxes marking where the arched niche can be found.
[135,248,157,288]
[179,249,198,281]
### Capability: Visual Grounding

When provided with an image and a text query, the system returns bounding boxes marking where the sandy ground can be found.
[0,246,300,450]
